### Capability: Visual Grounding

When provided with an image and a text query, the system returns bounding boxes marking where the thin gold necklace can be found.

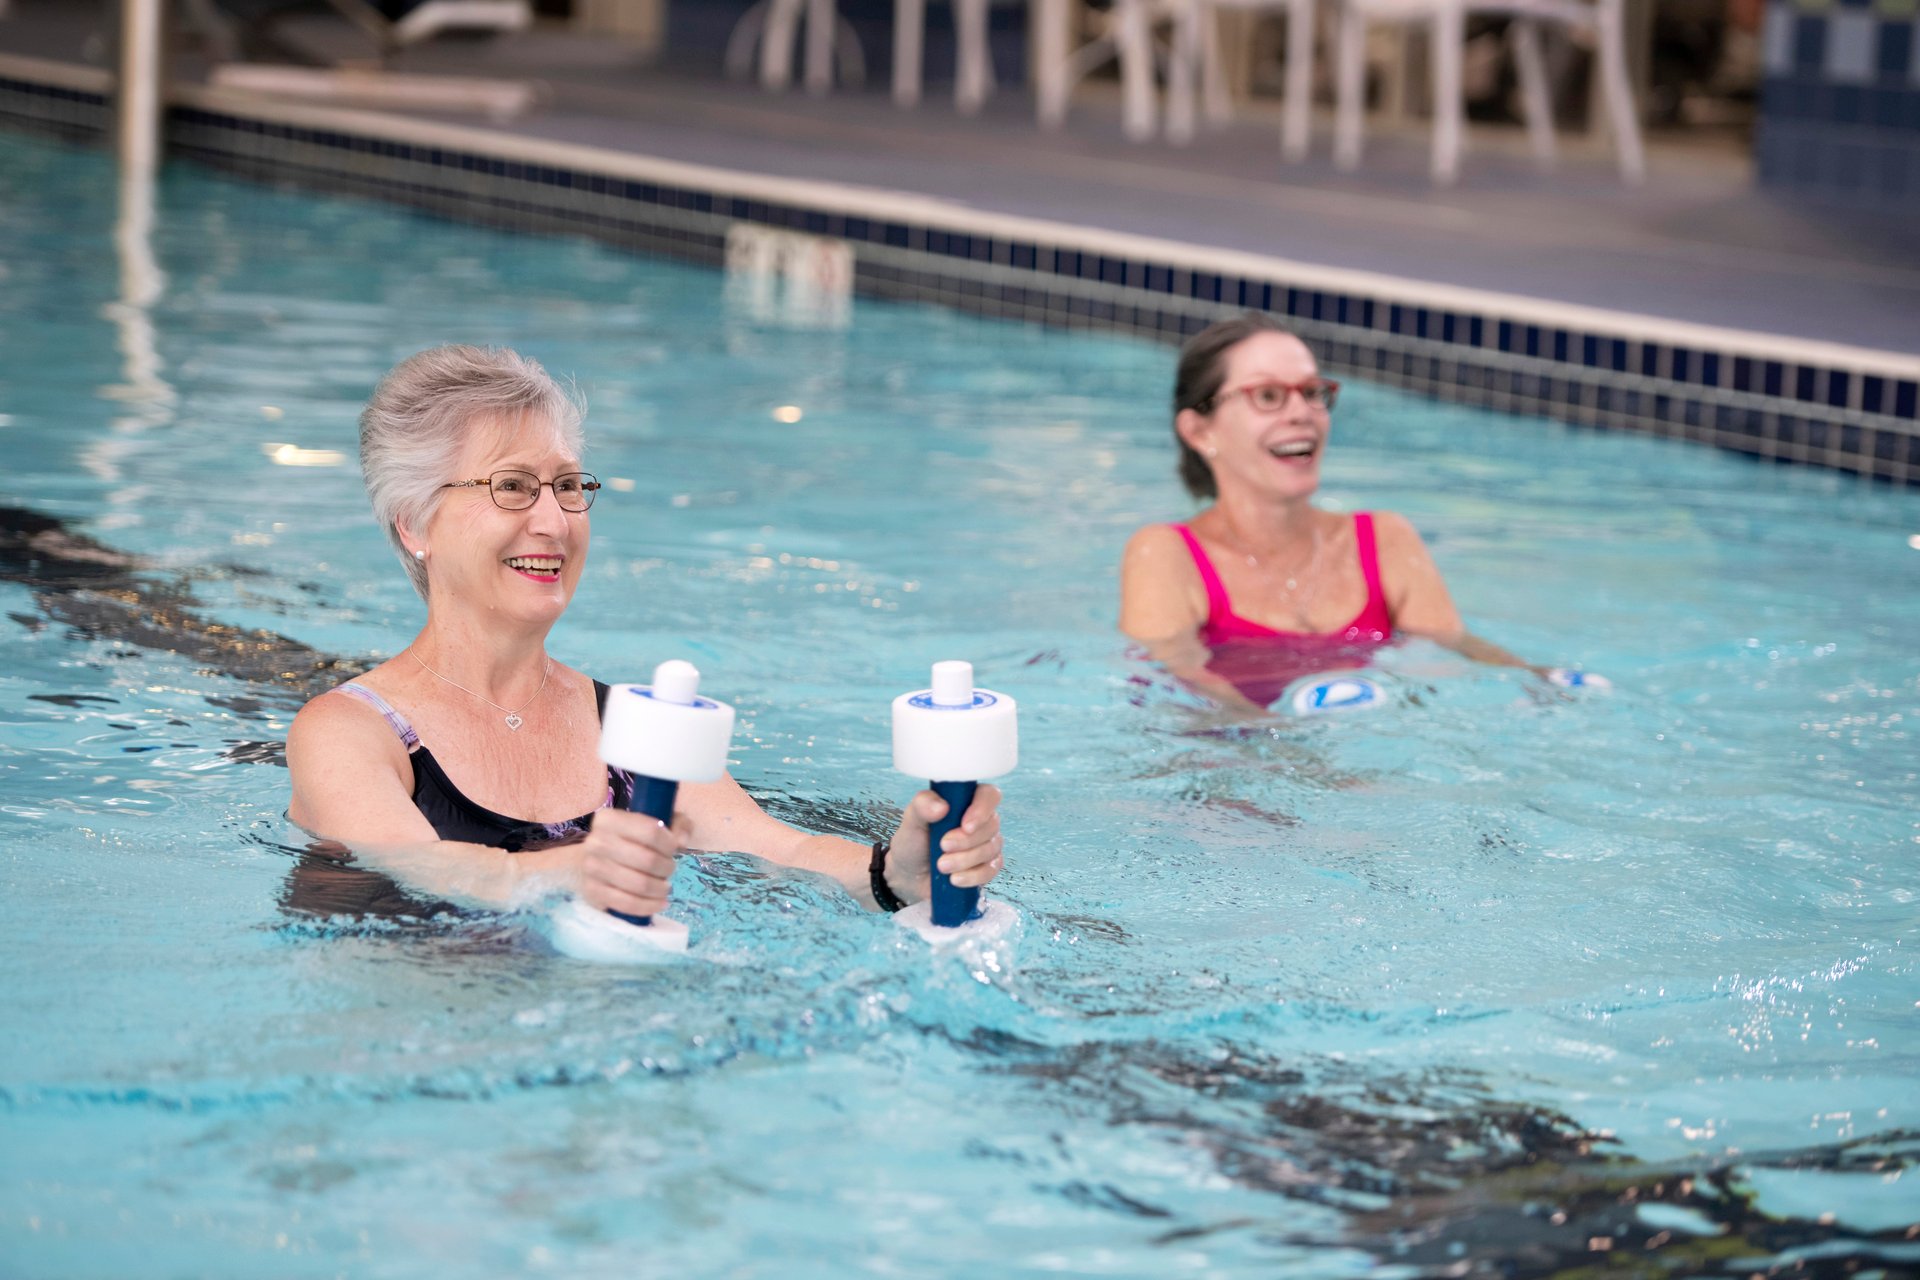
[409,651,552,731]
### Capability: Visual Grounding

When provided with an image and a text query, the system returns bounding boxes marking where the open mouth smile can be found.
[505,555,564,581]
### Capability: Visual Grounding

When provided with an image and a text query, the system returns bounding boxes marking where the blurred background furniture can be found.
[734,0,996,111]
[1332,0,1645,181]
[196,0,539,116]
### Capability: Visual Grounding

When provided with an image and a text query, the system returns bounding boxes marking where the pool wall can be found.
[4,51,1917,486]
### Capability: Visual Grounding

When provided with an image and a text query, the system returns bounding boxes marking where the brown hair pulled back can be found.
[1171,312,1295,500]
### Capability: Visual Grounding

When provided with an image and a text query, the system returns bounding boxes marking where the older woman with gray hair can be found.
[287,345,1005,919]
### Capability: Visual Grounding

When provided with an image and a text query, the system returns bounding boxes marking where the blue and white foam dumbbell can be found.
[1546,668,1612,691]
[1286,673,1385,716]
[550,660,735,963]
[890,660,1019,944]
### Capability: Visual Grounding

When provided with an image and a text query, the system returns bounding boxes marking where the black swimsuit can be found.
[334,678,635,852]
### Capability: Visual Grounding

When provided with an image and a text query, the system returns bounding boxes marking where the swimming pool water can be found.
[1,130,1916,1277]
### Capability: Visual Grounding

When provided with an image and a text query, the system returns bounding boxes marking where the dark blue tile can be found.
[1551,329,1569,362]
[1416,307,1433,338]
[1701,352,1721,386]
[1525,325,1542,358]
[1896,380,1918,417]
[1827,372,1852,408]
[1795,365,1818,401]
[1764,361,1785,396]
[1498,320,1516,353]
[1581,334,1600,367]
[1840,424,1863,456]
[884,223,909,247]
[1469,316,1485,347]
[1873,428,1898,460]
[1672,347,1692,383]
[1859,374,1886,413]
[1640,344,1663,378]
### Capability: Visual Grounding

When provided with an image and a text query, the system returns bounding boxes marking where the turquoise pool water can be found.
[1,130,1916,1277]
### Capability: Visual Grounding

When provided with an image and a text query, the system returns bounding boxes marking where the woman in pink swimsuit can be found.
[1120,314,1529,711]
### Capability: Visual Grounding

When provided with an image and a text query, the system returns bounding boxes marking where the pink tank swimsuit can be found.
[1172,513,1394,707]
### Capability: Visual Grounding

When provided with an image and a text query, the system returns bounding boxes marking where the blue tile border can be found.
[2,63,1916,486]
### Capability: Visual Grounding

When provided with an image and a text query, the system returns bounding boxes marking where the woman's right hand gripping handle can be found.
[578,807,686,920]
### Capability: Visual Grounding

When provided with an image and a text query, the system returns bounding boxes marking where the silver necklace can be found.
[409,651,552,731]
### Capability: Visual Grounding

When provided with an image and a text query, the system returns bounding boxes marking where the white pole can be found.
[118,0,164,182]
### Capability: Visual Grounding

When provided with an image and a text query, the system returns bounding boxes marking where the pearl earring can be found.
[413,549,427,561]
[1205,446,1218,459]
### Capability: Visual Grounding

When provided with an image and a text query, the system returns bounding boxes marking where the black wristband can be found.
[869,840,906,913]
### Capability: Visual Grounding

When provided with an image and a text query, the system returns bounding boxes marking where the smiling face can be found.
[412,412,590,629]
[1179,331,1329,503]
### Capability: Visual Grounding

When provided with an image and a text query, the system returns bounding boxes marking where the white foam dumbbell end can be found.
[1547,668,1613,691]
[549,898,689,962]
[893,897,1021,945]
[1287,674,1384,716]
[891,660,1017,781]
[600,660,736,781]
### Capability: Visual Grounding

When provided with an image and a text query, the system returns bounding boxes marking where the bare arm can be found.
[287,691,1004,917]
[285,692,675,913]
[1119,524,1269,715]
[1373,511,1531,668]
[676,774,1004,911]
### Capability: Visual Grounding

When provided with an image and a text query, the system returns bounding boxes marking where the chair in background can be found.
[735,0,993,113]
[1332,0,1645,183]
[1033,0,1180,141]
[1161,0,1316,156]
[891,0,995,110]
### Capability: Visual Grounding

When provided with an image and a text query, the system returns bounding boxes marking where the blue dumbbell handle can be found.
[609,775,677,927]
[927,779,982,928]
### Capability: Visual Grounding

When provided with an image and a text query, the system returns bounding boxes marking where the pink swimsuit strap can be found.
[1172,514,1393,645]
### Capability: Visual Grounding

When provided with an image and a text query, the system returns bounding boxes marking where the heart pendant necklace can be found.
[409,651,552,731]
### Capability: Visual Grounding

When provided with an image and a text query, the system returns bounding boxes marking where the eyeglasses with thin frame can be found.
[442,469,601,512]
[1204,377,1341,414]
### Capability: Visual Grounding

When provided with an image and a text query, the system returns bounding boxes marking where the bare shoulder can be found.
[287,681,408,765]
[1122,521,1191,564]
[1366,509,1426,550]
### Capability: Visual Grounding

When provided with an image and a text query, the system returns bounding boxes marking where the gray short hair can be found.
[359,345,585,598]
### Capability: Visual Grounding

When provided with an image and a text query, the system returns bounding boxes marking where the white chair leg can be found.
[759,0,802,88]
[1114,0,1158,141]
[1595,0,1646,182]
[1165,0,1201,143]
[804,0,835,93]
[1510,17,1556,165]
[1333,2,1367,169]
[1201,1,1234,125]
[893,0,925,105]
[1035,0,1073,127]
[954,0,991,113]
[1281,0,1314,161]
[1429,2,1464,183]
